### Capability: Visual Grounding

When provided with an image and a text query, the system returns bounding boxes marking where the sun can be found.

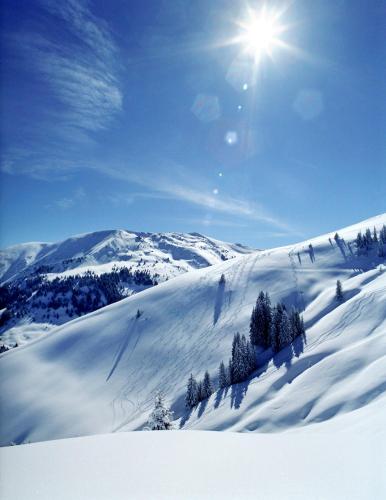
[238,6,286,61]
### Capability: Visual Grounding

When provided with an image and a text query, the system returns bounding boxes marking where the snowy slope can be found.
[0,230,252,284]
[1,398,385,500]
[0,230,253,342]
[0,214,385,445]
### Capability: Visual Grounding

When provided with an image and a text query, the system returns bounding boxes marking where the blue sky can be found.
[0,0,385,249]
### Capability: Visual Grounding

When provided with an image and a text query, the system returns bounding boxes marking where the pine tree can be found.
[249,291,272,348]
[147,393,173,430]
[232,332,241,358]
[230,333,245,383]
[278,309,292,349]
[219,274,226,285]
[185,374,199,409]
[365,228,372,247]
[270,304,283,352]
[290,309,305,341]
[197,381,203,402]
[246,340,257,373]
[262,292,272,347]
[218,361,228,389]
[355,232,363,253]
[380,225,386,244]
[228,358,233,385]
[336,280,344,302]
[202,371,213,399]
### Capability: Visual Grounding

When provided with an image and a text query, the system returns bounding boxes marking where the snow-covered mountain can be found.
[0,230,252,284]
[1,214,385,447]
[0,230,253,344]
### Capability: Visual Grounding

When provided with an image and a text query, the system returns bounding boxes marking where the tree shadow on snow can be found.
[292,333,305,358]
[179,407,193,428]
[273,344,294,370]
[197,398,209,418]
[230,379,250,409]
[213,280,226,325]
[214,387,228,409]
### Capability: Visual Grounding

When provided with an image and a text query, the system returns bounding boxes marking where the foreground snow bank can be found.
[1,398,385,500]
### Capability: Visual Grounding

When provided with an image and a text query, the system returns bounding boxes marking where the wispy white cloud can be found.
[49,187,86,210]
[12,0,122,134]
[91,163,295,233]
[41,0,117,60]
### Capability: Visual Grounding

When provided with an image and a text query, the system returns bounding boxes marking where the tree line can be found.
[0,267,158,326]
[355,225,386,257]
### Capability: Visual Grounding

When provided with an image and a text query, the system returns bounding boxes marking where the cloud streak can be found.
[14,0,122,133]
[92,163,294,233]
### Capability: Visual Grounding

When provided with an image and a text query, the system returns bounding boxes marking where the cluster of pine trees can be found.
[355,225,386,256]
[220,333,256,387]
[250,291,305,353]
[185,291,306,410]
[185,371,214,409]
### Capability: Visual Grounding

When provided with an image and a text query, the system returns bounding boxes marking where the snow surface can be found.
[0,397,385,500]
[0,214,385,446]
[0,321,55,348]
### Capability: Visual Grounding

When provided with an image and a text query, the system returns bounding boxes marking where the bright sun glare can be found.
[239,6,286,61]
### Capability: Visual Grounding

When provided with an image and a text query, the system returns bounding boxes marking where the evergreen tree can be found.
[202,371,214,399]
[147,393,173,430]
[218,361,228,389]
[355,232,363,253]
[380,225,386,244]
[290,309,305,341]
[336,280,344,302]
[230,333,243,383]
[185,374,199,409]
[197,381,203,402]
[219,274,226,285]
[373,227,378,243]
[246,339,257,373]
[365,228,372,247]
[278,309,292,349]
[228,358,233,385]
[232,332,241,358]
[270,304,282,352]
[249,291,272,348]
[262,292,272,346]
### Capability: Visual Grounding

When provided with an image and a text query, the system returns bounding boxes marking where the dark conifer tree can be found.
[365,228,372,247]
[218,361,228,389]
[202,371,213,399]
[279,309,292,349]
[270,304,283,352]
[185,374,199,409]
[336,280,344,302]
[290,309,305,341]
[197,381,203,402]
[250,291,272,348]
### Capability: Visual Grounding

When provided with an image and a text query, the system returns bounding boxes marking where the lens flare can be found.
[237,4,288,62]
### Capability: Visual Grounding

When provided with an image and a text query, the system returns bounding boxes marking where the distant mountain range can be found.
[0,230,253,344]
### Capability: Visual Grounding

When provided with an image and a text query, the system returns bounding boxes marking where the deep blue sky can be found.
[1,0,385,249]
